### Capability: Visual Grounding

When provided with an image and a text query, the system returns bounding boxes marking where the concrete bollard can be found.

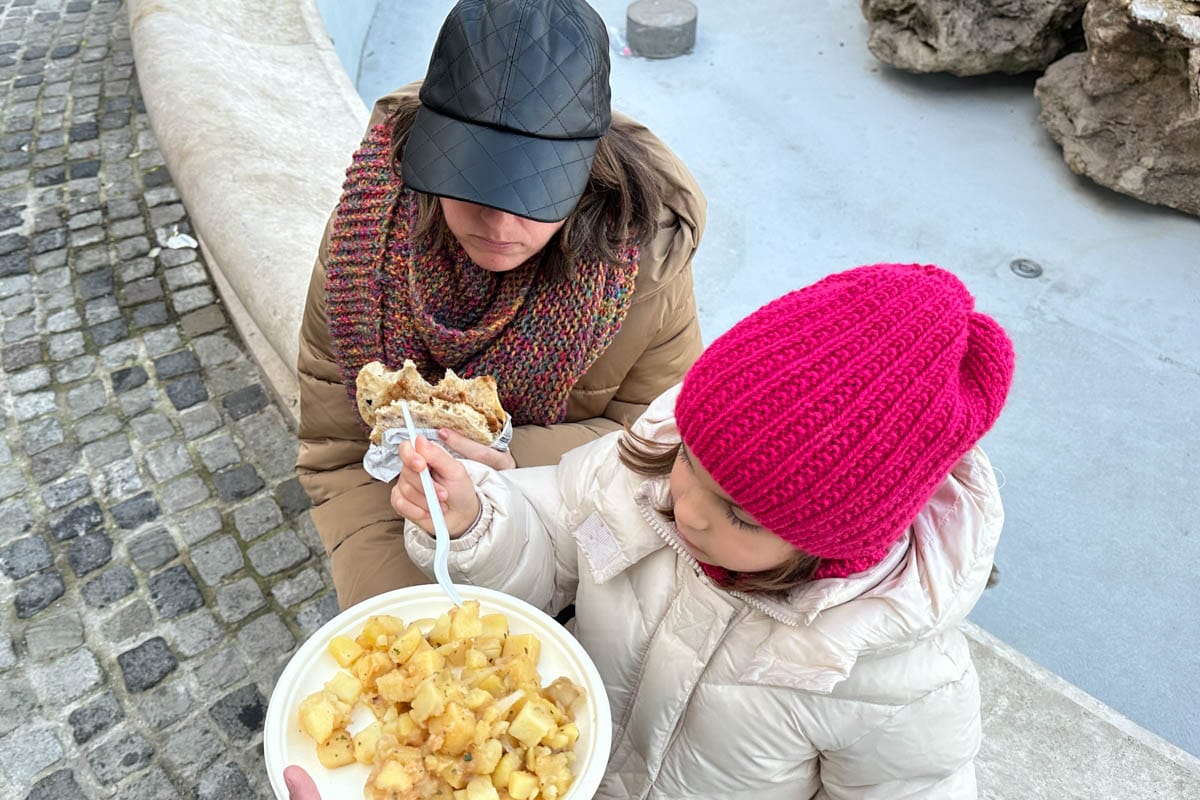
[626,0,698,59]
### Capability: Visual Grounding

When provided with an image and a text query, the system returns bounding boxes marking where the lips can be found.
[472,236,518,252]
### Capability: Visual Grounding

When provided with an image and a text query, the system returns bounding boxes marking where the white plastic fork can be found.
[400,401,464,607]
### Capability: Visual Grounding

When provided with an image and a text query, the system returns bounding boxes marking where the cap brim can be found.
[401,105,598,223]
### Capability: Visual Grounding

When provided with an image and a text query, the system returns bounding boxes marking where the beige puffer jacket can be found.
[406,386,1003,800]
[296,84,706,567]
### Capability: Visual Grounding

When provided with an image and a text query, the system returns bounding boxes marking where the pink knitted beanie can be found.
[675,263,1015,579]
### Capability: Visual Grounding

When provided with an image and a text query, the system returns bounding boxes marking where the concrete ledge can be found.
[126,2,1200,795]
[127,0,369,430]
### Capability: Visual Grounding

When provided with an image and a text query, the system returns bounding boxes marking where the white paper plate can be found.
[264,585,612,799]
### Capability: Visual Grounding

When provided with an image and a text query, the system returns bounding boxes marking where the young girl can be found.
[392,262,1016,799]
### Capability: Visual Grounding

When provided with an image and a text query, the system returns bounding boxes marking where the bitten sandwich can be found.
[355,360,508,446]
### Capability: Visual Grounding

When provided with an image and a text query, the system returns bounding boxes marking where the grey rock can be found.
[208,683,267,741]
[171,284,215,314]
[296,592,341,637]
[162,719,224,779]
[68,691,124,744]
[170,608,224,657]
[206,360,260,399]
[195,646,249,694]
[215,577,265,624]
[136,679,193,730]
[77,265,113,299]
[190,535,244,586]
[235,407,297,479]
[88,317,128,347]
[131,300,168,328]
[237,612,296,659]
[0,496,33,542]
[118,635,178,692]
[197,434,240,472]
[862,0,1086,76]
[0,726,64,787]
[14,390,57,421]
[25,769,83,800]
[120,275,162,305]
[0,534,52,579]
[122,765,180,800]
[2,339,40,371]
[48,330,85,360]
[128,528,178,571]
[8,364,50,393]
[0,467,24,501]
[148,564,204,618]
[110,364,146,393]
[111,491,159,528]
[142,325,182,356]
[192,332,240,367]
[214,464,264,504]
[247,529,309,577]
[82,433,132,467]
[145,440,192,481]
[164,262,207,290]
[272,567,324,608]
[31,441,79,483]
[0,675,38,737]
[100,339,140,369]
[101,600,155,645]
[165,374,208,410]
[24,610,84,659]
[160,474,209,513]
[1036,0,1200,216]
[179,402,222,440]
[87,730,155,785]
[195,760,255,800]
[84,295,120,324]
[0,633,14,671]
[49,500,102,541]
[54,353,98,384]
[66,379,106,419]
[45,307,81,332]
[67,530,112,576]
[181,305,227,337]
[130,411,174,443]
[222,383,269,421]
[177,505,223,545]
[28,648,102,704]
[232,495,282,541]
[43,475,91,510]
[81,564,136,608]
[119,256,156,284]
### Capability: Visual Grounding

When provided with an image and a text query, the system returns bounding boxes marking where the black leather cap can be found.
[402,0,612,222]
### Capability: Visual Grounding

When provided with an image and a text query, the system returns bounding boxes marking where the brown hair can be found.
[617,429,822,593]
[387,94,665,281]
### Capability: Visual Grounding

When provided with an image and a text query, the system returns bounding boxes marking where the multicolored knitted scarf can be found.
[325,124,640,427]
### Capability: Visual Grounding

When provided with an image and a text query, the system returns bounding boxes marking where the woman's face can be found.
[669,445,798,573]
[440,198,567,272]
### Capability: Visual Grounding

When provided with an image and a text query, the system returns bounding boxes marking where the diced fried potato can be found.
[353,722,383,765]
[327,635,364,668]
[480,614,508,639]
[407,648,445,681]
[383,711,424,747]
[543,677,582,715]
[297,690,349,744]
[501,634,540,664]
[432,701,475,755]
[428,613,453,646]
[507,769,539,800]
[473,637,503,661]
[509,701,556,749]
[325,671,363,705]
[352,651,395,688]
[492,750,523,792]
[357,615,406,649]
[470,739,504,775]
[466,775,500,800]
[316,729,355,768]
[388,624,424,665]
[450,600,484,640]
[373,758,416,793]
[411,678,447,723]
[375,669,412,704]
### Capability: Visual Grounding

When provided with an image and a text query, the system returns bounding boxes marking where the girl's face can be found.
[440,197,567,272]
[669,445,797,573]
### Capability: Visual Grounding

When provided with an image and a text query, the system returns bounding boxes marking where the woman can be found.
[296,0,706,609]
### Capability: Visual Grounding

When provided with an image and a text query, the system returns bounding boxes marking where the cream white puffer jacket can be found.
[405,386,1003,800]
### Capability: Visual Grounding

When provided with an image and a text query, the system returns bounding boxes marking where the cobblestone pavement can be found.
[0,1,341,797]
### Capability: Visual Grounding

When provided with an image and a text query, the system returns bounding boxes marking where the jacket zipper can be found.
[635,491,802,627]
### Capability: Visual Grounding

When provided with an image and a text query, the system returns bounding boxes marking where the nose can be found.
[672,486,709,533]
[477,205,517,230]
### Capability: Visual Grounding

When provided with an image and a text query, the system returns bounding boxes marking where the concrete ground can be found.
[346,0,1200,757]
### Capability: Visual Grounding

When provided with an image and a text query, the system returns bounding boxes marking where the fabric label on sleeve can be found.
[573,511,632,584]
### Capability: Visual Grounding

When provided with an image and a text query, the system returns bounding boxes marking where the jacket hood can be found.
[596,386,1004,693]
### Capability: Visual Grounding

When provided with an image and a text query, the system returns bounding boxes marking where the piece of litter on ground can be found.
[155,224,197,250]
[148,247,161,258]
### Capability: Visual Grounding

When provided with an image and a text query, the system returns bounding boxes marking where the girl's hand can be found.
[438,428,517,471]
[391,435,482,538]
[284,766,320,799]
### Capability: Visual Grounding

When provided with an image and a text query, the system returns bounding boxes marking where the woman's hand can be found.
[391,435,482,538]
[284,766,320,799]
[438,428,517,471]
